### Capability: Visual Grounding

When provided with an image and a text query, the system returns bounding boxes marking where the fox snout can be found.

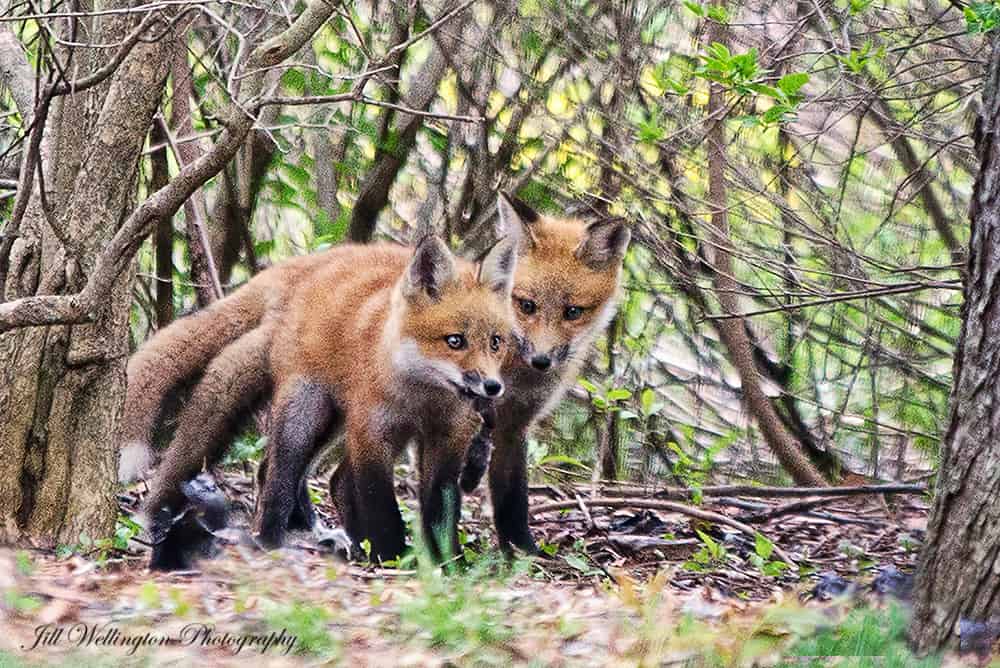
[516,335,570,373]
[461,370,504,399]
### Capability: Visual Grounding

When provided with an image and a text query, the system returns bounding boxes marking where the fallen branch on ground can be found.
[530,497,797,568]
[716,497,891,527]
[538,482,927,501]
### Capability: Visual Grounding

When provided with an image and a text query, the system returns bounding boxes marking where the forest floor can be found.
[0,466,985,667]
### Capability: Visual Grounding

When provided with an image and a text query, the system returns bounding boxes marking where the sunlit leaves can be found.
[965,2,1000,33]
[690,44,810,126]
[836,41,884,75]
[683,1,729,24]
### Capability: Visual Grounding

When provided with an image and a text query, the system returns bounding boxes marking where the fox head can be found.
[392,234,518,400]
[496,192,631,373]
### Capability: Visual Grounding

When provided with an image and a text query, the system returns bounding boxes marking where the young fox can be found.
[138,236,518,561]
[465,194,631,553]
[121,192,626,557]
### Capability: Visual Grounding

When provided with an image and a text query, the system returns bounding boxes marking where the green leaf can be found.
[746,83,783,100]
[539,454,589,469]
[606,388,632,401]
[564,553,591,573]
[966,3,1000,33]
[578,378,599,394]
[763,561,789,577]
[777,72,809,96]
[281,69,307,96]
[682,1,705,17]
[761,105,792,124]
[706,5,728,23]
[754,532,774,560]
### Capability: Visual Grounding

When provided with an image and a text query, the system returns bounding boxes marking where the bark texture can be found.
[0,0,338,545]
[909,33,1000,654]
[0,11,176,545]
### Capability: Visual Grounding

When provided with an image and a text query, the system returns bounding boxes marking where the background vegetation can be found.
[2,0,970,487]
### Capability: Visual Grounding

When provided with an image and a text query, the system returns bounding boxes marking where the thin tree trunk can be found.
[909,33,1000,654]
[169,40,220,304]
[150,122,174,329]
[704,4,825,487]
[600,314,622,480]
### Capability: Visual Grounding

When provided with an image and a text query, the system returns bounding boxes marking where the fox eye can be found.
[445,334,467,350]
[564,305,584,321]
[517,298,537,315]
[490,335,503,352]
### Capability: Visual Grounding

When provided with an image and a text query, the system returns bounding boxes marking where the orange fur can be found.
[259,239,517,558]
[138,237,518,561]
[119,251,336,482]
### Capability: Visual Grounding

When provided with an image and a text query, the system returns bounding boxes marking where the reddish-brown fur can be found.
[119,251,336,482]
[139,239,517,561]
[479,195,631,553]
[259,241,516,558]
[124,193,626,559]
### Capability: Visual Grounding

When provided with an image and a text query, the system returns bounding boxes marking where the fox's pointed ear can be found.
[497,192,539,248]
[403,235,457,301]
[476,235,518,296]
[575,218,631,270]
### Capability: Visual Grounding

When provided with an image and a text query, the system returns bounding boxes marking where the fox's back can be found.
[268,243,412,391]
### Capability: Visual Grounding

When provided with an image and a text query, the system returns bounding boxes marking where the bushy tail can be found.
[119,283,268,482]
[142,322,273,516]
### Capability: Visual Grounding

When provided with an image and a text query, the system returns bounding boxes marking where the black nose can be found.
[530,354,552,371]
[483,379,503,396]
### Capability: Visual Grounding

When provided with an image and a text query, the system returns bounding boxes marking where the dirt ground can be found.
[0,468,946,666]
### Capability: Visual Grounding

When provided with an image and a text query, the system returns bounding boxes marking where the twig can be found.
[530,496,797,568]
[711,497,892,527]
[258,92,484,123]
[734,496,850,523]
[573,482,927,500]
[702,280,961,321]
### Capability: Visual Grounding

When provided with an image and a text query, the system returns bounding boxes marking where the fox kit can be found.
[140,236,518,562]
[477,194,630,553]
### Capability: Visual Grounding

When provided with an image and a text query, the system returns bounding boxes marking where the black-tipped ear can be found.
[575,218,631,270]
[476,235,518,296]
[403,235,457,301]
[497,192,539,248]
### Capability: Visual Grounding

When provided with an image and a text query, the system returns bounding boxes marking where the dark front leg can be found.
[330,447,407,563]
[255,380,337,548]
[460,399,496,493]
[419,452,463,563]
[257,437,337,533]
[489,425,537,554]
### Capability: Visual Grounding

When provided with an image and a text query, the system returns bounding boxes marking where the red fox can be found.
[121,193,628,559]
[136,235,518,561]
[458,194,631,553]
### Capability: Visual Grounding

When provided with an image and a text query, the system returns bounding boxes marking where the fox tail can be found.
[119,283,268,482]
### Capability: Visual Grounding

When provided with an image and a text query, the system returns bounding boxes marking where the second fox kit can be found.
[464,195,630,553]
[139,236,518,561]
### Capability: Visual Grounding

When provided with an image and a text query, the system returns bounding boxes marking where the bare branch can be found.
[0,0,340,332]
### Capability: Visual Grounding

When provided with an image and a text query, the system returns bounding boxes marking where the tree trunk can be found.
[0,14,175,546]
[704,4,825,487]
[150,122,174,329]
[909,33,1000,654]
